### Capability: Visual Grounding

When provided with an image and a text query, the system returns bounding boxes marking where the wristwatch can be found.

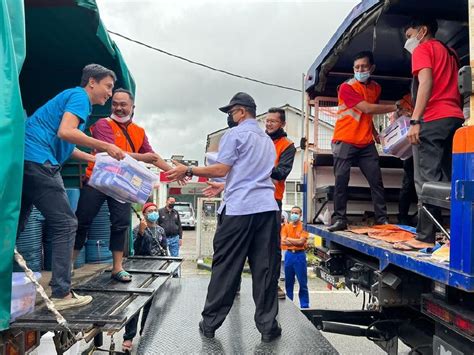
[185,166,193,178]
[409,119,421,126]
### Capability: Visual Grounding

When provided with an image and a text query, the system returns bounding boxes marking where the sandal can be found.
[111,270,132,283]
[122,339,133,352]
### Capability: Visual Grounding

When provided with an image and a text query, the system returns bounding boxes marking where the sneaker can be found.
[51,291,93,311]
[277,286,286,299]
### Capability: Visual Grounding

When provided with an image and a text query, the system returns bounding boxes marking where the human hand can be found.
[139,218,147,235]
[202,181,225,197]
[106,144,125,160]
[165,160,188,181]
[179,239,183,246]
[407,124,420,145]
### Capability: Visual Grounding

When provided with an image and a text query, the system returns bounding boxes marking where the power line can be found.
[108,30,302,93]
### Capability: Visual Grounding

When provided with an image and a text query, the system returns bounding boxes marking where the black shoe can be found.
[375,219,389,225]
[261,326,282,343]
[199,320,215,339]
[328,220,347,232]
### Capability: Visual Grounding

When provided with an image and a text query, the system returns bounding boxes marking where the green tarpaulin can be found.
[0,0,135,331]
[0,0,26,332]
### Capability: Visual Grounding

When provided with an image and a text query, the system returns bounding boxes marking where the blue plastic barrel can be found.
[73,247,86,269]
[88,202,111,241]
[66,188,81,213]
[85,239,112,264]
[14,207,43,272]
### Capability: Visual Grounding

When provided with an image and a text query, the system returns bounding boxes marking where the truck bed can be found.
[138,278,337,354]
[11,256,182,332]
[306,224,474,292]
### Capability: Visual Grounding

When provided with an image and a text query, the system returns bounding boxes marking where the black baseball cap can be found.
[219,92,256,113]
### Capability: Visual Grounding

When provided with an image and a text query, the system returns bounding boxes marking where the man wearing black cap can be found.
[167,92,281,342]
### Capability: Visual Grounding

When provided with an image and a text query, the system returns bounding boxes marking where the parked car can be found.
[174,202,196,230]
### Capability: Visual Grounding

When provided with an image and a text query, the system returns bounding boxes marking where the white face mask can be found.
[111,113,131,123]
[404,30,424,54]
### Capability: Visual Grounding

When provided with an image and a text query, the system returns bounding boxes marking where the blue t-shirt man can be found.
[24,87,91,165]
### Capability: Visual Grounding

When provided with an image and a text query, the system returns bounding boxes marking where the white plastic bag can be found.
[89,153,159,204]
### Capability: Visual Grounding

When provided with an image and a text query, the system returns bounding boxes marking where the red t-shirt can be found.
[412,39,464,122]
[339,83,364,108]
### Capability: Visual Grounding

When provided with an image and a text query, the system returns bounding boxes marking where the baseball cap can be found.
[219,92,256,113]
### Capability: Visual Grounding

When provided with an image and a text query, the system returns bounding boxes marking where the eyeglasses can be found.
[229,108,242,116]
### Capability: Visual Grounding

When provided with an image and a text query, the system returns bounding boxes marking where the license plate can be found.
[433,335,463,355]
[317,267,340,287]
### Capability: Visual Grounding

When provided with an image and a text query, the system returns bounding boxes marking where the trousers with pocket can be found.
[331,142,387,224]
[19,161,77,298]
[201,208,280,336]
[413,117,463,243]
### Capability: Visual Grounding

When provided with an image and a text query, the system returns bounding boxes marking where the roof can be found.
[305,0,468,100]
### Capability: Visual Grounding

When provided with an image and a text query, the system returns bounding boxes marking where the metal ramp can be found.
[11,256,182,333]
[138,278,337,355]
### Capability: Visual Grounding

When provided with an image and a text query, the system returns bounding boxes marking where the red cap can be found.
[142,202,157,214]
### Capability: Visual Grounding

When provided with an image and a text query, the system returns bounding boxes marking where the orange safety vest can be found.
[333,78,381,146]
[273,136,293,201]
[85,118,146,178]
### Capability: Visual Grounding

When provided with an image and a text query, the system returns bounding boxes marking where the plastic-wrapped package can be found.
[379,116,413,160]
[11,272,41,322]
[89,153,159,204]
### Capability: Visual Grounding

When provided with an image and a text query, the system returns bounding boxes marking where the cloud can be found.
[96,0,357,163]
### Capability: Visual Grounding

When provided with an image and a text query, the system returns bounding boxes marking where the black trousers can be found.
[202,209,280,335]
[398,157,417,225]
[123,299,152,341]
[332,142,387,224]
[19,161,77,298]
[413,117,463,243]
[74,184,131,252]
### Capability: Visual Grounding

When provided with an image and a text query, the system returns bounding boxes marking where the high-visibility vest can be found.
[85,118,145,178]
[333,78,381,146]
[273,136,293,201]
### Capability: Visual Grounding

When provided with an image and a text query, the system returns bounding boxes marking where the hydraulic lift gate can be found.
[138,278,337,354]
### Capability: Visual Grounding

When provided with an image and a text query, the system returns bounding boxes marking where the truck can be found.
[301,0,474,354]
[0,1,183,354]
[1,2,340,354]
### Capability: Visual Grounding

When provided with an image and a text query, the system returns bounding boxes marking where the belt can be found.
[287,249,304,254]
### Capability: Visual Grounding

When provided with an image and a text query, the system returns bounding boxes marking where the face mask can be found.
[227,114,238,128]
[111,113,131,123]
[404,30,424,54]
[168,204,175,209]
[354,71,371,83]
[146,211,158,223]
[290,213,300,222]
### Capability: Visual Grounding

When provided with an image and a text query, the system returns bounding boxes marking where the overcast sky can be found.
[96,0,358,163]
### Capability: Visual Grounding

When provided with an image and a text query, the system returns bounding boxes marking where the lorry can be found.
[0,1,183,354]
[301,0,474,354]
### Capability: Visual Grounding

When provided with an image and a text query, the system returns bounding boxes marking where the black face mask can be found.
[168,204,175,209]
[227,114,238,128]
[266,128,287,140]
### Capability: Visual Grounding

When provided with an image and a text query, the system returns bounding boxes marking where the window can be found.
[284,181,302,207]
